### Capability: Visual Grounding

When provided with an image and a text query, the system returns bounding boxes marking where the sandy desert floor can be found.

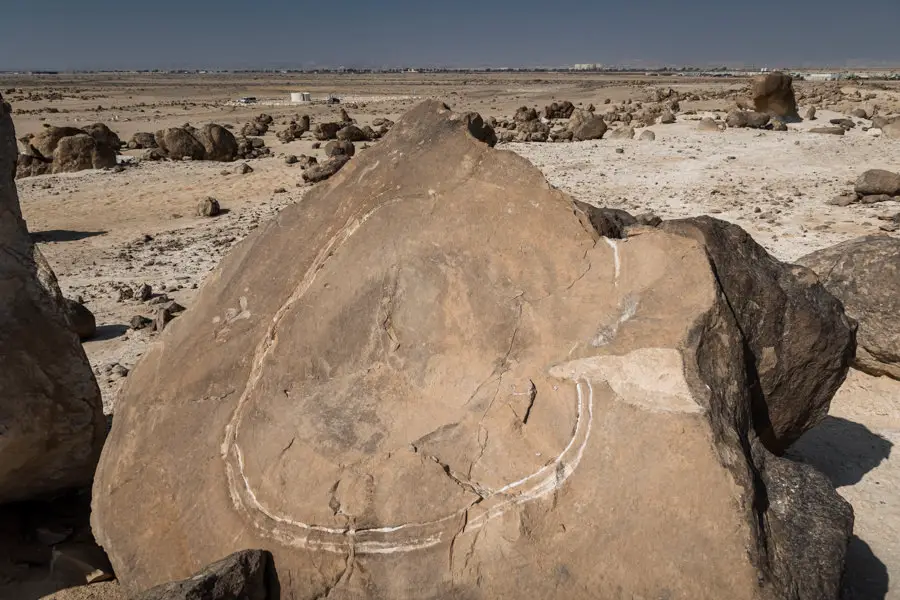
[3,72,897,599]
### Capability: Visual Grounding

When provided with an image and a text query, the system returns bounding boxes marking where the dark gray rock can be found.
[572,201,637,239]
[64,298,97,340]
[661,217,856,452]
[133,549,273,600]
[313,122,342,141]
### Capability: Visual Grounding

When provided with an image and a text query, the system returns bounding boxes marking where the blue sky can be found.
[1,0,899,70]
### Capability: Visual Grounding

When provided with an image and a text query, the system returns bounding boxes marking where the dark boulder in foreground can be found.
[134,550,273,600]
[797,235,900,379]
[93,100,853,600]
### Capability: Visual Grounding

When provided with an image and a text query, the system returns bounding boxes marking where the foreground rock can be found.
[301,155,350,183]
[751,72,800,121]
[93,100,853,600]
[134,550,273,600]
[797,236,900,379]
[0,92,106,503]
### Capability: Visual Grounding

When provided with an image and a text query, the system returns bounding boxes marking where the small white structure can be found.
[290,92,312,103]
[806,73,838,82]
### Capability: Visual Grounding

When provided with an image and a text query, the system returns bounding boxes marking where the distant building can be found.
[571,63,601,71]
[805,73,838,82]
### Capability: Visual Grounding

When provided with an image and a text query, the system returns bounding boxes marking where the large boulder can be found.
[854,169,900,196]
[30,125,84,159]
[568,109,607,140]
[82,123,122,151]
[660,217,856,452]
[155,128,206,160]
[0,93,106,503]
[336,125,369,142]
[194,124,238,162]
[797,236,900,379]
[52,133,116,173]
[92,100,853,600]
[301,155,350,183]
[751,72,800,121]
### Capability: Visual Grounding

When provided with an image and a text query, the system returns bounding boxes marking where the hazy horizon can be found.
[1,0,899,72]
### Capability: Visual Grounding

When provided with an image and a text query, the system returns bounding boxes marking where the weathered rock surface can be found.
[128,132,158,150]
[660,217,856,452]
[608,126,635,140]
[855,169,900,197]
[751,72,800,120]
[544,101,575,120]
[155,128,206,161]
[0,92,106,503]
[134,550,273,600]
[313,122,342,141]
[797,235,900,379]
[301,155,350,183]
[92,100,853,600]
[568,109,607,140]
[194,124,238,162]
[82,123,122,151]
[52,133,117,173]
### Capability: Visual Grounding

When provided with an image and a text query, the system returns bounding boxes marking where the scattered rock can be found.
[53,133,116,173]
[826,193,857,207]
[798,236,900,379]
[128,132,157,149]
[198,197,221,217]
[155,127,206,160]
[659,109,675,124]
[850,108,869,119]
[637,129,656,141]
[697,118,721,132]
[809,127,845,136]
[855,169,900,196]
[154,307,174,332]
[608,126,635,140]
[543,101,575,120]
[805,106,817,120]
[829,118,856,130]
[302,155,351,183]
[568,109,607,141]
[130,315,153,330]
[235,162,253,174]
[324,140,355,157]
[313,122,342,141]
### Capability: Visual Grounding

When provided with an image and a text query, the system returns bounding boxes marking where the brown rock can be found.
[155,128,206,160]
[93,100,852,600]
[568,109,607,140]
[198,197,221,217]
[0,93,106,503]
[855,169,900,196]
[798,236,900,379]
[301,155,350,183]
[324,140,355,157]
[751,72,800,120]
[313,122,342,141]
[30,125,84,158]
[64,298,97,340]
[809,127,845,135]
[193,124,238,162]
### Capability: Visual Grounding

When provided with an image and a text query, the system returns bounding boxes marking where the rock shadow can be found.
[30,230,106,243]
[841,535,890,600]
[787,416,892,487]
[87,324,129,342]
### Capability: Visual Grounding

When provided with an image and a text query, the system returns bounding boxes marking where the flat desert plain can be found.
[4,71,898,599]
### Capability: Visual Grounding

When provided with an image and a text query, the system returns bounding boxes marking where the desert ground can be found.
[3,72,899,599]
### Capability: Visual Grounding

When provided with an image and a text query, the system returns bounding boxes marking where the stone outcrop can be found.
[751,72,801,121]
[568,109,607,140]
[0,92,106,504]
[154,125,239,162]
[92,100,853,600]
[797,235,900,379]
[15,123,120,176]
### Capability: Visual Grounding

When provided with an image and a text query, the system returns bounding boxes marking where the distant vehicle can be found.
[236,97,257,104]
[326,94,341,105]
